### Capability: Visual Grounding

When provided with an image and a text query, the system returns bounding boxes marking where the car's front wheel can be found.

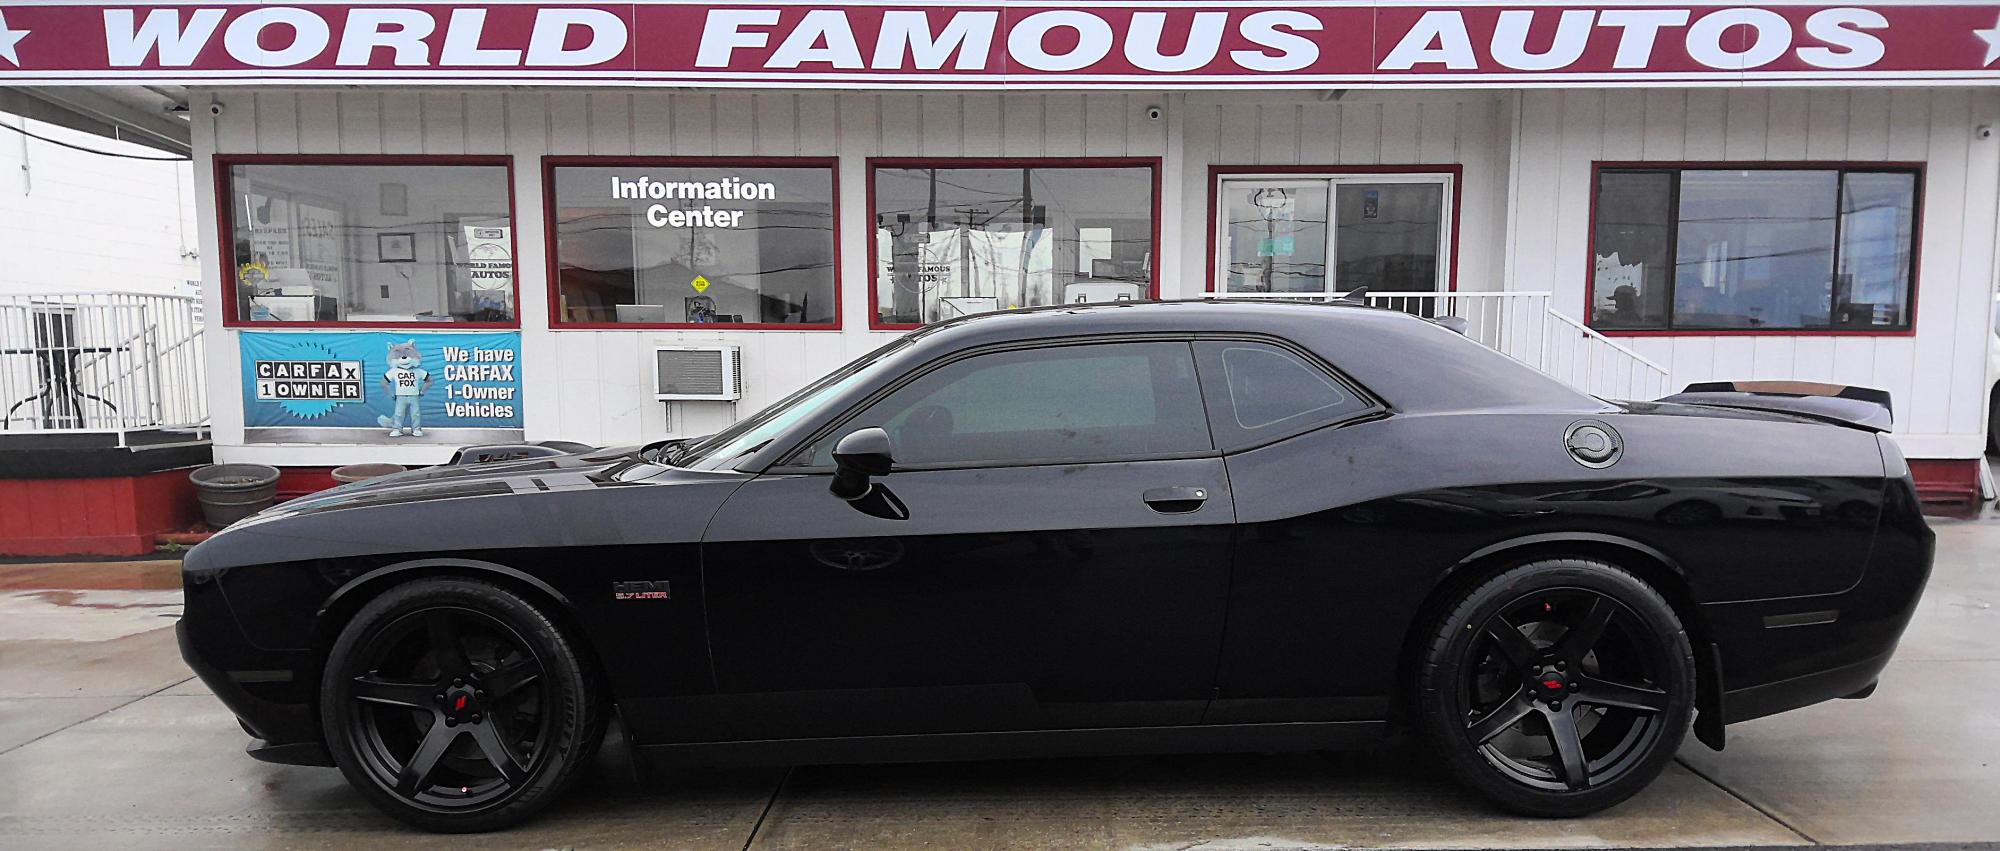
[1415,559,1695,817]
[320,577,605,832]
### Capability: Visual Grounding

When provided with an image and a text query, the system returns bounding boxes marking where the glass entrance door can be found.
[1217,174,1452,295]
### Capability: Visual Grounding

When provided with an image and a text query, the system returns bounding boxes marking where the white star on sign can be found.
[1979,15,2000,67]
[0,10,27,68]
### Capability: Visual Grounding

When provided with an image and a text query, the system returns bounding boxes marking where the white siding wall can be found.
[191,86,1997,465]
[1506,88,2000,458]
[1174,91,1511,295]
[0,112,199,297]
[195,89,1177,465]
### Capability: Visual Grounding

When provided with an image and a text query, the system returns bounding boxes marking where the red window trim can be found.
[1203,164,1465,297]
[542,155,843,331]
[866,157,1164,332]
[1585,160,1926,338]
[215,154,523,330]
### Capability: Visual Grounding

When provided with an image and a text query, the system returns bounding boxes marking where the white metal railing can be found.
[1205,290,1671,401]
[1539,307,1673,402]
[0,292,208,437]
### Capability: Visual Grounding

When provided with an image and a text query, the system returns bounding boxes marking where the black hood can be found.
[243,446,665,523]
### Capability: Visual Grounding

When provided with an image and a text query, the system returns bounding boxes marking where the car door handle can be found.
[1142,486,1209,514]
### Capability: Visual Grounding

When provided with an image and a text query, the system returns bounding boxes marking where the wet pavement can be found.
[0,516,1995,850]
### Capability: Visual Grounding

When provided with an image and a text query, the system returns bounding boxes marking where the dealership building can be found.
[2,1,1996,507]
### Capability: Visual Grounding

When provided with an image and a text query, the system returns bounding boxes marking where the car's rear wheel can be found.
[321,578,604,832]
[1415,559,1695,817]
[1986,387,1998,455]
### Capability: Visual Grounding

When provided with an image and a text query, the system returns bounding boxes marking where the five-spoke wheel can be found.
[1417,559,1695,817]
[322,579,604,832]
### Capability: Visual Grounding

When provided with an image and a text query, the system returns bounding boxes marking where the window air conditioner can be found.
[653,345,742,401]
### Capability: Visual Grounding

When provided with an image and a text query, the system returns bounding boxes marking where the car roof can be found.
[899,299,1603,415]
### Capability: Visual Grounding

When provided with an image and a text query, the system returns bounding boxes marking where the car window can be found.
[673,336,913,470]
[1195,340,1374,448]
[804,341,1212,467]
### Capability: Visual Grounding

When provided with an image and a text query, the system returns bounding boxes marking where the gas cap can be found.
[1564,420,1624,468]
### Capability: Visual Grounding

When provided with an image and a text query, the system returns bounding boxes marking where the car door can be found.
[1187,338,1393,725]
[699,339,1236,740]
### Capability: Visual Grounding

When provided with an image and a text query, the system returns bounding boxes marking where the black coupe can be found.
[179,300,1933,832]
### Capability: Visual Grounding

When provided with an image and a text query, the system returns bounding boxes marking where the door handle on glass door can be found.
[1142,486,1208,514]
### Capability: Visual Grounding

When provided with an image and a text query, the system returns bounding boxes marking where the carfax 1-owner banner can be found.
[240,331,523,445]
[3,2,2000,87]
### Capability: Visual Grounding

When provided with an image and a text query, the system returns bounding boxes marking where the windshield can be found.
[672,337,915,471]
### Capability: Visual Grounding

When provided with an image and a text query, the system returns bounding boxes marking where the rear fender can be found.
[1427,531,1726,750]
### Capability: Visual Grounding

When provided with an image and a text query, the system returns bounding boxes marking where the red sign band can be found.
[1,2,1997,87]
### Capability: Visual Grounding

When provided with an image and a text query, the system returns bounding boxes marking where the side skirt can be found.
[635,720,1392,768]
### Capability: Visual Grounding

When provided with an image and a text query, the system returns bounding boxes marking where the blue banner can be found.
[240,331,523,444]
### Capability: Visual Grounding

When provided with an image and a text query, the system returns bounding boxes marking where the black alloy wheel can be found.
[322,578,604,833]
[1416,559,1695,817]
[1987,388,1998,455]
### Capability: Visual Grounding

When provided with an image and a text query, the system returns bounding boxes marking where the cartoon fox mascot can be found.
[376,340,433,437]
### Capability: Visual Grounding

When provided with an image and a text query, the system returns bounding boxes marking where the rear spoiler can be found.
[1656,381,1894,433]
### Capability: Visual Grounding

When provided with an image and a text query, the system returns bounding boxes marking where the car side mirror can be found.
[830,427,894,500]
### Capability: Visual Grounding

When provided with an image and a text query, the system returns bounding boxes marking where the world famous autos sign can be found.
[2,2,2000,88]
[241,331,522,445]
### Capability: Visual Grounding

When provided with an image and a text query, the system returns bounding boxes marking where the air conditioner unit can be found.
[653,345,742,401]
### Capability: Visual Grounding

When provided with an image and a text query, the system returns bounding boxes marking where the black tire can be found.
[321,577,606,833]
[1414,559,1695,817]
[1986,387,1998,456]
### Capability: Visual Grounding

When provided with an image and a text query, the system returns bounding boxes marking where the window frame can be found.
[765,334,1222,474]
[542,155,843,331]
[1585,160,1925,337]
[1205,164,1463,296]
[865,157,1164,331]
[215,154,522,330]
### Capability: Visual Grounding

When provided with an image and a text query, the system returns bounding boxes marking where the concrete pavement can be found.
[0,516,1995,850]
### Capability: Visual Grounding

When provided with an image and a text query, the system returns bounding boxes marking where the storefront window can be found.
[1591,166,1919,331]
[549,161,837,327]
[872,162,1155,327]
[1216,173,1452,294]
[222,159,515,325]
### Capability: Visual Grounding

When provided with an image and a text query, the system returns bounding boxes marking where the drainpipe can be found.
[10,113,27,196]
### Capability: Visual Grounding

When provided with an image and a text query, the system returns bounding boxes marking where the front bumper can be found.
[176,616,330,766]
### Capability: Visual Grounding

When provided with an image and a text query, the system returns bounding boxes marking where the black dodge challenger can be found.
[179,300,1933,832]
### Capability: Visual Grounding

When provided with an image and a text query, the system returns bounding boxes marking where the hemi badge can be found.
[612,580,671,601]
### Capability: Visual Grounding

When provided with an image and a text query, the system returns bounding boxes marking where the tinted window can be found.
[1673,170,1838,329]
[1196,340,1373,447]
[809,341,1210,467]
[1590,166,1918,331]
[1590,170,1674,328]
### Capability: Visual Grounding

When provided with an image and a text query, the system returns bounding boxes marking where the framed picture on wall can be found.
[377,232,416,263]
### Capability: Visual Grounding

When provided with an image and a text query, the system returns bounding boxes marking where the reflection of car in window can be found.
[177,300,1935,832]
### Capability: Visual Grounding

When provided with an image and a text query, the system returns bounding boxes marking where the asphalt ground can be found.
[0,512,1994,850]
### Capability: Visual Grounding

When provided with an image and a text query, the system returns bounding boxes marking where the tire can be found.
[1986,388,1998,456]
[1414,559,1695,817]
[320,577,606,832]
